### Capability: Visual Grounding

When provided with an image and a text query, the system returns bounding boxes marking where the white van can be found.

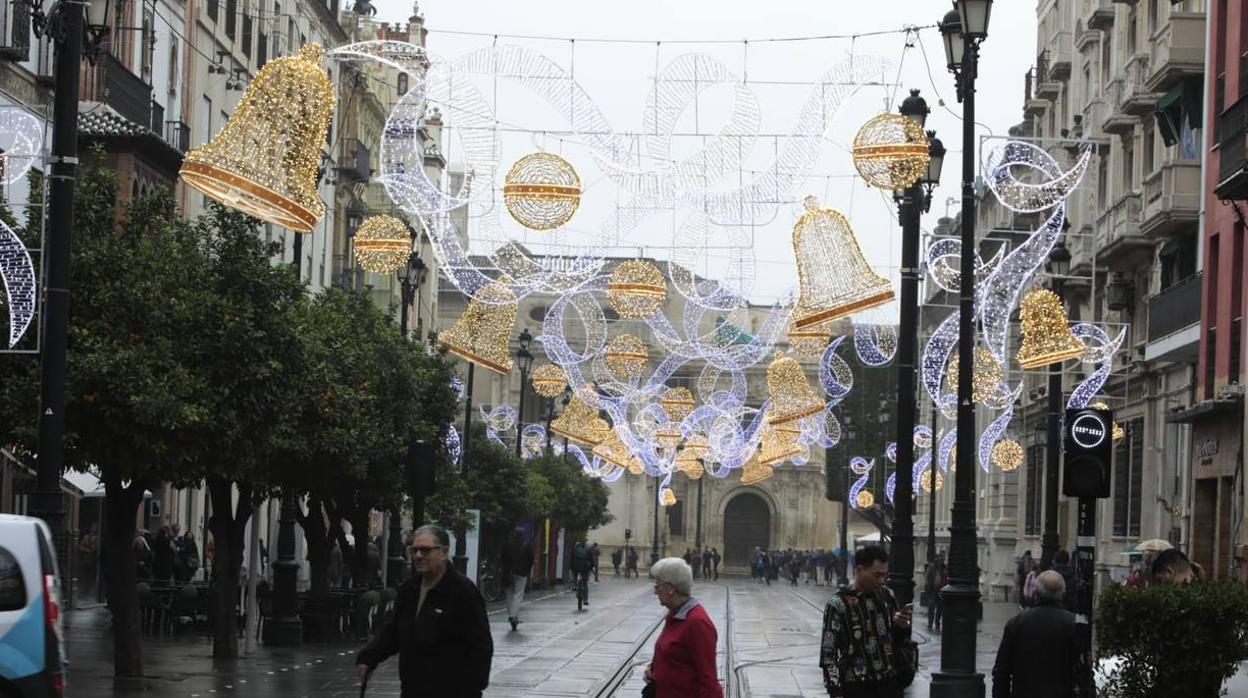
[0,515,65,697]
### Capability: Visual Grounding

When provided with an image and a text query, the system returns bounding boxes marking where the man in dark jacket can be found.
[991,570,1076,698]
[500,529,534,631]
[1049,550,1077,612]
[356,525,493,697]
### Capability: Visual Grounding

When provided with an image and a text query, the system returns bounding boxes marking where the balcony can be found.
[336,138,372,184]
[1086,0,1115,30]
[163,121,190,153]
[1146,13,1206,93]
[1215,95,1248,201]
[1069,222,1096,276]
[1140,159,1200,237]
[1144,272,1201,363]
[79,53,152,129]
[1048,31,1073,81]
[1095,192,1152,269]
[1121,54,1160,116]
[1102,77,1137,135]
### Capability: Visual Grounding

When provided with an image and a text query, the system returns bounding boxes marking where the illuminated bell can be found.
[1017,288,1085,369]
[531,364,568,398]
[792,197,894,328]
[660,488,677,507]
[604,334,648,378]
[608,260,667,319]
[947,347,1004,403]
[852,113,930,190]
[181,44,333,233]
[626,459,645,476]
[758,425,802,466]
[677,455,705,480]
[550,396,610,446]
[992,439,1024,472]
[437,282,517,374]
[788,320,830,358]
[659,387,695,421]
[592,429,635,469]
[767,352,825,426]
[655,425,683,450]
[739,453,775,485]
[353,215,411,273]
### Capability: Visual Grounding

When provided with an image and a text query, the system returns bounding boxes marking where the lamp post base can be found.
[262,616,304,646]
[931,580,984,698]
[928,671,986,698]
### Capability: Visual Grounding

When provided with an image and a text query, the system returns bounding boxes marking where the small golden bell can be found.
[1016,288,1085,369]
[767,352,825,425]
[551,395,611,447]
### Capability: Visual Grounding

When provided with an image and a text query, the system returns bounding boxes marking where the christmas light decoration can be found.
[445,425,461,463]
[353,215,411,273]
[788,320,830,358]
[0,218,35,347]
[659,387,696,421]
[608,260,667,319]
[992,438,1024,472]
[852,113,930,190]
[0,107,43,187]
[531,364,568,399]
[604,334,649,379]
[855,489,876,509]
[978,407,1015,473]
[739,454,775,485]
[758,424,802,465]
[502,152,581,230]
[1067,324,1127,410]
[438,282,518,374]
[181,44,333,232]
[550,395,610,446]
[792,197,894,328]
[660,488,677,506]
[946,346,1004,404]
[920,467,944,493]
[926,237,1004,294]
[982,140,1092,214]
[767,352,825,425]
[854,324,898,366]
[1017,288,1084,369]
[1090,401,1126,443]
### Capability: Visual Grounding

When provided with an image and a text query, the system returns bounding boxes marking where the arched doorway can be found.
[723,492,770,568]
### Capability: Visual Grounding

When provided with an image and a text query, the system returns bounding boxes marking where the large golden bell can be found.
[792,197,894,328]
[788,320,830,358]
[181,44,333,233]
[1016,288,1085,369]
[758,424,802,466]
[437,282,518,374]
[767,352,825,426]
[551,395,611,446]
[739,453,775,485]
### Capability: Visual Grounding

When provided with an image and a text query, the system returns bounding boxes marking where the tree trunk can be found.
[206,476,251,659]
[296,494,331,600]
[103,474,147,677]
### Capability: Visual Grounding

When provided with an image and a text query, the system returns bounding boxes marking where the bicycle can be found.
[574,569,589,611]
[477,559,504,604]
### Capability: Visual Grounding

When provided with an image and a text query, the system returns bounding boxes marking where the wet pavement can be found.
[61,576,1246,697]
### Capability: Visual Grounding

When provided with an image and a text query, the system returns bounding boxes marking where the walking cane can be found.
[360,674,368,698]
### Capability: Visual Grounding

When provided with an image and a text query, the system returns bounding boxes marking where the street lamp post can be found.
[515,329,534,457]
[927,405,940,563]
[888,90,944,608]
[839,414,856,586]
[389,249,427,588]
[452,363,475,575]
[932,3,992,697]
[1040,240,1071,572]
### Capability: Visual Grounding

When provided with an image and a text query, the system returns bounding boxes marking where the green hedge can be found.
[1096,580,1248,697]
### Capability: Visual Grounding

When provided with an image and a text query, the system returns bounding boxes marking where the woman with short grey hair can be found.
[642,557,722,697]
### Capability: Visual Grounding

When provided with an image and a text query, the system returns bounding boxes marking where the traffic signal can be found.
[1063,407,1113,498]
[825,449,845,502]
[406,441,438,498]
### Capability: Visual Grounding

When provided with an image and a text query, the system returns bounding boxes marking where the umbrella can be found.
[1135,539,1173,553]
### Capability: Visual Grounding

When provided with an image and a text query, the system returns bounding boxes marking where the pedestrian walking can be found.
[819,546,915,698]
[356,525,493,697]
[1015,550,1033,605]
[924,552,946,631]
[711,548,720,580]
[626,546,639,578]
[1049,550,1077,612]
[178,531,200,582]
[1022,563,1039,607]
[612,547,623,577]
[691,547,702,579]
[590,542,601,582]
[501,528,534,632]
[258,537,269,580]
[153,527,175,582]
[991,571,1075,698]
[570,540,592,607]
[701,548,712,579]
[642,557,723,698]
[1152,548,1199,584]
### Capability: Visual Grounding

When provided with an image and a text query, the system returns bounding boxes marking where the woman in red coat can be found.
[642,557,723,698]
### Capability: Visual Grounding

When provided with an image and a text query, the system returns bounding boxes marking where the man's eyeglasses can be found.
[411,546,445,556]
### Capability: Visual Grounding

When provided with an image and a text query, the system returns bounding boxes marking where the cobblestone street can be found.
[61,576,1023,697]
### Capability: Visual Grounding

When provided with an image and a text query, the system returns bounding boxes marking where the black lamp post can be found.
[888,90,943,608]
[388,248,427,587]
[515,329,534,457]
[838,414,857,586]
[932,2,992,697]
[27,0,111,604]
[452,361,475,575]
[1040,239,1071,572]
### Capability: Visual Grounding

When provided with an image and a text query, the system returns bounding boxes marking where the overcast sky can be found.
[372,0,1038,317]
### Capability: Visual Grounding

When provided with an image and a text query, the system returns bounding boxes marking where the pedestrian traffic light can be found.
[1063,407,1112,498]
[405,441,437,497]
[825,452,845,502]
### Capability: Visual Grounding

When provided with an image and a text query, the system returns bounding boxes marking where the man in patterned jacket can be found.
[818,545,912,698]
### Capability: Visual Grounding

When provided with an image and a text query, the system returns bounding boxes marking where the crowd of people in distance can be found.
[749,546,844,586]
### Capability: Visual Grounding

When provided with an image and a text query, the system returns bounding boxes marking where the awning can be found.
[1155,77,1204,147]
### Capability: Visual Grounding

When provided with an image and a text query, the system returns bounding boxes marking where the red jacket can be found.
[652,599,723,698]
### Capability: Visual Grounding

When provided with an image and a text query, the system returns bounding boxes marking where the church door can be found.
[723,492,770,568]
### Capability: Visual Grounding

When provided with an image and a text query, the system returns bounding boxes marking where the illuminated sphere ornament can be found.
[181,44,333,232]
[550,395,610,446]
[792,197,894,328]
[1017,288,1085,369]
[605,334,648,379]
[766,352,825,425]
[992,439,1024,472]
[608,260,667,319]
[851,112,931,190]
[947,347,1005,403]
[437,282,517,374]
[920,468,944,493]
[659,387,696,421]
[855,489,876,510]
[531,364,568,398]
[660,488,677,506]
[656,425,683,450]
[502,152,581,230]
[353,215,411,273]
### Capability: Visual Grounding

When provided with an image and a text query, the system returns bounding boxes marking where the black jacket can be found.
[991,601,1076,698]
[1050,563,1077,611]
[501,539,534,578]
[356,568,493,697]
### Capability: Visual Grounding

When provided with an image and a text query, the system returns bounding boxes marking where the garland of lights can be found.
[0,218,36,347]
[0,107,43,188]
[854,324,898,366]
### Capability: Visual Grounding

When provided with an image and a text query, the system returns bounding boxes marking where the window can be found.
[1025,443,1045,536]
[1113,418,1145,537]
[667,498,685,537]
[1123,138,1135,192]
[1148,0,1159,36]
[1143,119,1155,173]
[140,8,154,83]
[168,44,178,97]
[225,0,236,39]
[241,1,252,59]
[1127,9,1137,56]
[0,546,27,611]
[201,95,212,145]
[397,73,408,96]
[208,0,219,22]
